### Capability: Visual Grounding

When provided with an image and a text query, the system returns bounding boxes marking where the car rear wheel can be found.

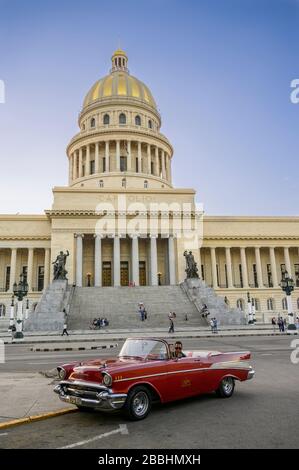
[124,386,152,421]
[216,377,235,398]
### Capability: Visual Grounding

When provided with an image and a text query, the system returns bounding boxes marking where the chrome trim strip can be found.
[114,365,252,383]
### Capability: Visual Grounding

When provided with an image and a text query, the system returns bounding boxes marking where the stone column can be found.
[269,247,278,288]
[79,148,83,178]
[127,140,131,171]
[155,146,159,177]
[255,247,263,288]
[105,141,110,172]
[94,234,102,287]
[75,234,83,287]
[147,144,151,174]
[9,248,17,292]
[131,236,139,286]
[113,236,120,286]
[27,248,34,292]
[95,143,99,174]
[116,140,120,171]
[72,151,77,180]
[44,248,50,288]
[69,154,73,184]
[210,247,218,288]
[198,247,202,279]
[168,236,176,285]
[240,247,249,288]
[150,236,158,286]
[284,247,292,277]
[85,144,90,176]
[225,247,234,288]
[137,141,142,173]
[161,151,166,179]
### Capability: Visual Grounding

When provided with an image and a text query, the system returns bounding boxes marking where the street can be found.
[1,335,298,449]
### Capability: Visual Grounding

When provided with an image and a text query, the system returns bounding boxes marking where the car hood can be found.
[69,357,146,382]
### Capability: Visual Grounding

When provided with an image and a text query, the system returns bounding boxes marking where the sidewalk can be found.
[0,325,288,346]
[0,372,76,428]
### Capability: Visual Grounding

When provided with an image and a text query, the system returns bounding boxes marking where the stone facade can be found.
[0,50,298,324]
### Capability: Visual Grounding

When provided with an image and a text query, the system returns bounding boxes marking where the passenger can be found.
[174,341,186,358]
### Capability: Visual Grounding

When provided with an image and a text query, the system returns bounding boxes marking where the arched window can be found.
[237,299,244,311]
[90,117,96,128]
[103,114,110,125]
[282,297,287,310]
[122,178,126,188]
[99,180,104,188]
[119,113,126,125]
[148,119,152,129]
[0,304,6,317]
[144,180,148,189]
[135,115,141,126]
[267,298,274,311]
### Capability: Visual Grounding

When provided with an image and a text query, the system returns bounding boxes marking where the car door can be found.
[165,356,207,401]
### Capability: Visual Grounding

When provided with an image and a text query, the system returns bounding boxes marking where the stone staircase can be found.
[68,285,206,330]
[182,278,246,325]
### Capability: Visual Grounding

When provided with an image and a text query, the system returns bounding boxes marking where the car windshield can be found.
[119,339,168,360]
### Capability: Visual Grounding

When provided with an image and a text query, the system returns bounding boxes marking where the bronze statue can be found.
[183,250,199,279]
[52,250,69,280]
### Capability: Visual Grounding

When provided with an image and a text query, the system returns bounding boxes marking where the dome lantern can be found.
[111,49,128,73]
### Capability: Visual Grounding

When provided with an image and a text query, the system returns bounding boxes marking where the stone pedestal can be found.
[24,280,69,332]
[182,278,246,326]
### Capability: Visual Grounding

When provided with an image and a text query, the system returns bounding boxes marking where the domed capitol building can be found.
[1,49,299,327]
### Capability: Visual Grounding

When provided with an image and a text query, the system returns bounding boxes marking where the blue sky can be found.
[0,0,298,215]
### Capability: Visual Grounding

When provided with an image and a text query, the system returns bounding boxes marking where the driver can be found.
[174,341,186,358]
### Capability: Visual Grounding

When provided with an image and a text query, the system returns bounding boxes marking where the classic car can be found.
[54,337,254,420]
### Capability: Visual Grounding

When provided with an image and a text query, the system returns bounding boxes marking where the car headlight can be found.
[102,372,112,387]
[58,368,66,380]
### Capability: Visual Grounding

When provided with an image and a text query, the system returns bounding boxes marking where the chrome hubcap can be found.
[222,377,233,394]
[132,391,149,416]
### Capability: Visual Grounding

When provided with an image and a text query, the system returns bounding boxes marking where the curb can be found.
[30,343,118,352]
[0,407,77,430]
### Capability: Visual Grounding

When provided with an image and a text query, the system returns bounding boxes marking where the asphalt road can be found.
[1,336,299,449]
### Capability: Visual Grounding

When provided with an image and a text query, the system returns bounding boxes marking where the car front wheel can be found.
[216,377,235,398]
[124,386,152,421]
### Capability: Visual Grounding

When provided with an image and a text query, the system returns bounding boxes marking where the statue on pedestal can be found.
[52,250,69,281]
[183,250,199,279]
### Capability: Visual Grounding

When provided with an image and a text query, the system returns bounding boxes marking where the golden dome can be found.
[83,50,157,110]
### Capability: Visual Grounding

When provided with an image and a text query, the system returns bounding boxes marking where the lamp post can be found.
[86,272,91,287]
[251,297,256,323]
[25,299,29,320]
[280,271,297,335]
[12,273,29,340]
[8,295,15,331]
[247,292,253,324]
[157,272,162,286]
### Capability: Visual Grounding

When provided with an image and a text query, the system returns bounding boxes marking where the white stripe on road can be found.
[59,424,129,449]
[0,433,8,437]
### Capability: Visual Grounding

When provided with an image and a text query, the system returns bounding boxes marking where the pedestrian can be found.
[168,316,174,333]
[213,317,218,333]
[210,318,215,333]
[61,321,69,336]
[271,317,276,332]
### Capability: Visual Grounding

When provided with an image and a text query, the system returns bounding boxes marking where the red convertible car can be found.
[54,338,254,420]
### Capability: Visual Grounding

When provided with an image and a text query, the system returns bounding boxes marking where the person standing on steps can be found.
[168,315,174,334]
[61,308,69,336]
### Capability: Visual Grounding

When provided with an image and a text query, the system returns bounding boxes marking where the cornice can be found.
[0,236,51,241]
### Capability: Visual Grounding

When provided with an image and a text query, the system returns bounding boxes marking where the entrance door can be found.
[120,261,129,286]
[102,262,112,286]
[139,261,146,286]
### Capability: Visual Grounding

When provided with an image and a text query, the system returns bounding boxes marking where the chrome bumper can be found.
[247,369,255,380]
[54,381,127,411]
